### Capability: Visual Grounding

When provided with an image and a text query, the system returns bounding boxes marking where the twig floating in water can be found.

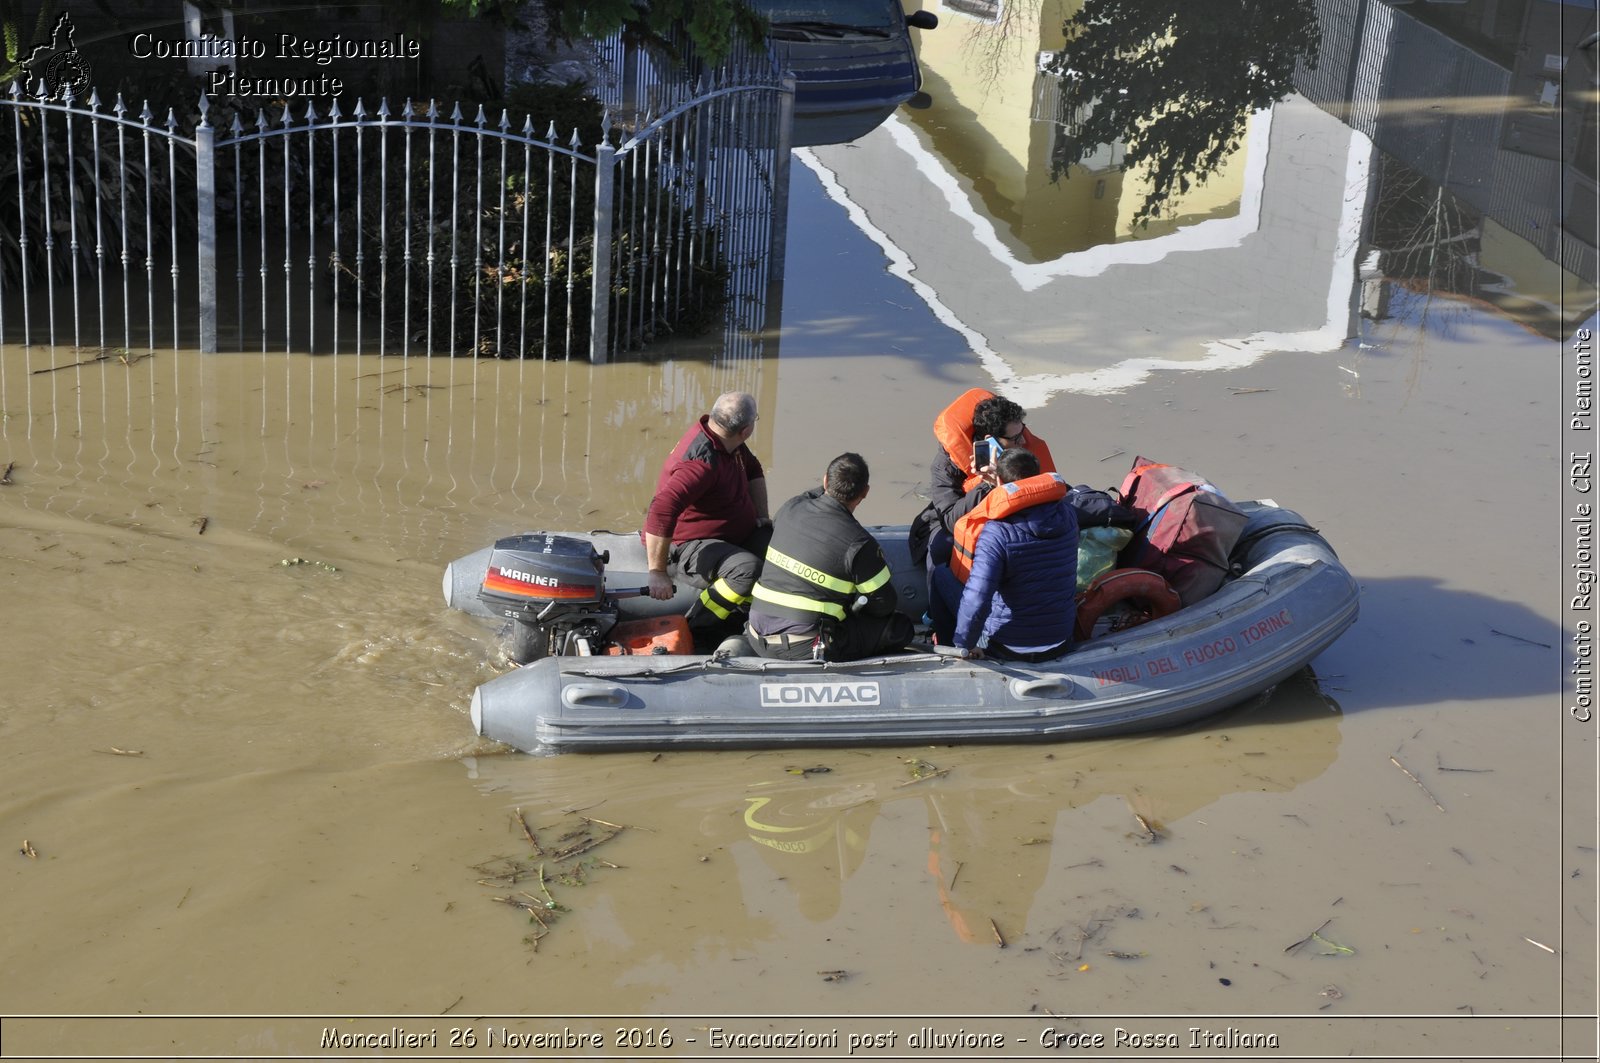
[1489,628,1552,649]
[194,516,209,535]
[1227,387,1274,395]
[32,352,112,374]
[0,462,13,485]
[1524,936,1557,954]
[20,839,38,859]
[1390,755,1445,812]
[990,918,1007,948]
[1133,813,1161,841]
[1436,754,1492,773]
[513,808,543,855]
[1285,918,1332,953]
[582,815,654,833]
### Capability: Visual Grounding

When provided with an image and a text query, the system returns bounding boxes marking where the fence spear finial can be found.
[197,93,210,128]
[328,97,343,121]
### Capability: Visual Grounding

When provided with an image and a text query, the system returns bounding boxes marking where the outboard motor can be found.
[477,534,617,663]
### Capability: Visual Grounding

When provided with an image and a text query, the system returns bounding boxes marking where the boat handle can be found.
[1009,677,1077,700]
[564,683,630,708]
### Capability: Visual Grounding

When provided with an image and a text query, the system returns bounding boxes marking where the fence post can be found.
[589,141,615,365]
[768,76,795,297]
[195,95,217,354]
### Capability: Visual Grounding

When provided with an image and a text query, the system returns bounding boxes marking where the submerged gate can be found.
[0,48,792,363]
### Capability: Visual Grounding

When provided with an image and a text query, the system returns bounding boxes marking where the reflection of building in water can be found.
[1296,0,1598,334]
[900,0,1248,259]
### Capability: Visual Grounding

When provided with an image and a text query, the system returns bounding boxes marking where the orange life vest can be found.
[950,472,1069,582]
[932,388,1056,494]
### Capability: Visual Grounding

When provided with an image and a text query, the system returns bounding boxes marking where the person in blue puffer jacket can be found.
[935,448,1079,661]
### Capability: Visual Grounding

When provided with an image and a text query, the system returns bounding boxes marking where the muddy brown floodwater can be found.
[1,114,1595,1063]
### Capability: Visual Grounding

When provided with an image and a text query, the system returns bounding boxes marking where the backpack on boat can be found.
[1116,456,1248,606]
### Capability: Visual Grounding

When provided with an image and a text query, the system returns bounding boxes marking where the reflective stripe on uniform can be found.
[698,587,734,620]
[750,582,848,621]
[855,564,892,594]
[763,546,856,594]
[711,577,750,605]
[697,577,750,621]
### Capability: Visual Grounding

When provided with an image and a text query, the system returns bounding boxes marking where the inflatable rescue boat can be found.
[442,499,1358,754]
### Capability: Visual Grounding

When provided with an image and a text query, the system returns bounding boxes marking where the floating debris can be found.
[478,810,636,952]
[279,557,339,572]
[1132,812,1162,842]
[896,758,950,787]
[1390,754,1445,812]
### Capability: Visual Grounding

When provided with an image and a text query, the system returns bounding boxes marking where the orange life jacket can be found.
[932,388,1056,494]
[950,472,1069,582]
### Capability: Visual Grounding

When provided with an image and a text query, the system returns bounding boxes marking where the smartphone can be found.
[974,435,1000,469]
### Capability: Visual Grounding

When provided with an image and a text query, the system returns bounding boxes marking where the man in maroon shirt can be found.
[644,392,772,635]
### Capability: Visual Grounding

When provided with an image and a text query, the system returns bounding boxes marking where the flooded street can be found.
[2,0,1597,1058]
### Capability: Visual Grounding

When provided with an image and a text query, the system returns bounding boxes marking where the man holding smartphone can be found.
[911,389,1053,569]
[644,392,772,638]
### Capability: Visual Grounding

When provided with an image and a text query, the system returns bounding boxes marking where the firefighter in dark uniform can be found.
[747,453,915,662]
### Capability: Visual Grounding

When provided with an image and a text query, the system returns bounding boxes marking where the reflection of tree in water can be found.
[1044,0,1321,226]
[1364,153,1513,336]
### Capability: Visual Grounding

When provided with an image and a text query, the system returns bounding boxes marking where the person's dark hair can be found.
[972,395,1025,440]
[824,452,870,503]
[710,391,758,433]
[996,447,1040,484]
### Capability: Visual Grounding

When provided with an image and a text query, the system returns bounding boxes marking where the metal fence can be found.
[0,42,793,363]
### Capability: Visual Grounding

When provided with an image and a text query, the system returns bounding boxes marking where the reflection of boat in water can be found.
[443,501,1357,753]
[462,671,1343,942]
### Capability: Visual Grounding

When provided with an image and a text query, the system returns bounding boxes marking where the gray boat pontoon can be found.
[443,501,1358,754]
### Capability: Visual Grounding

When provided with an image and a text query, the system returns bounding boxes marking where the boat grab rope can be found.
[562,650,1066,682]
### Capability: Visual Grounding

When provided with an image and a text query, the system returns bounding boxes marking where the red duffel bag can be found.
[1116,456,1248,606]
